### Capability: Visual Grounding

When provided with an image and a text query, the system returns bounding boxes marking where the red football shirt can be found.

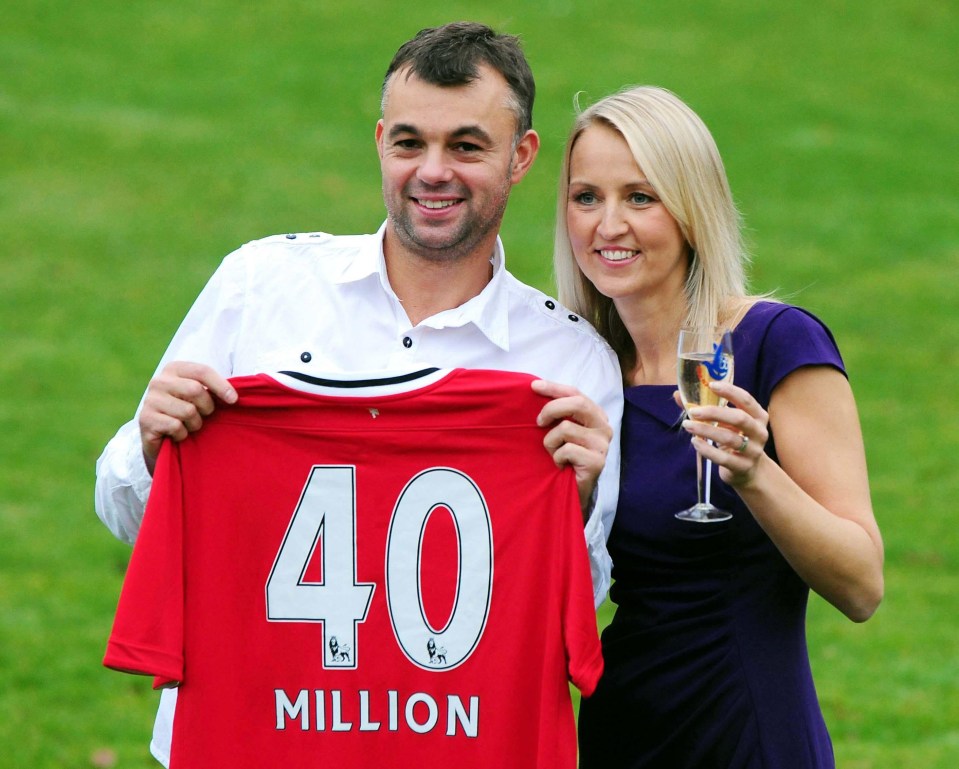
[104,368,602,768]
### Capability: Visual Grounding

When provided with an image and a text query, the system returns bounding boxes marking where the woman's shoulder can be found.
[734,299,846,402]
[737,299,835,340]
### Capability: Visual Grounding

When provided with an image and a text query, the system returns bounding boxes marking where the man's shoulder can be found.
[239,231,376,255]
[498,271,622,403]
[502,270,608,345]
[218,231,379,282]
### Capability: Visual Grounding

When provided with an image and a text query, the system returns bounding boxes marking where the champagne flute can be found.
[675,327,734,522]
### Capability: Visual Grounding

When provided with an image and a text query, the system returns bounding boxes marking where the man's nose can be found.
[416,147,455,185]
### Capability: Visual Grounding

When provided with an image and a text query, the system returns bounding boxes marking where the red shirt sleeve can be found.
[103,439,186,688]
[560,486,605,698]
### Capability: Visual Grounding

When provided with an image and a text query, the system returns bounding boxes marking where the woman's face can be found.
[566,123,690,307]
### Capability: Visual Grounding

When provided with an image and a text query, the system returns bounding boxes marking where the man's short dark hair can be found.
[382,21,535,137]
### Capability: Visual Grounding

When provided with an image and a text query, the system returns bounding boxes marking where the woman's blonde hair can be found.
[553,86,750,366]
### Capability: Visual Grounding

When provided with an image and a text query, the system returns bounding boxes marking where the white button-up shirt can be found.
[95,223,623,766]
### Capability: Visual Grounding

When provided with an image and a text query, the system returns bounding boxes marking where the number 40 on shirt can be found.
[266,465,492,671]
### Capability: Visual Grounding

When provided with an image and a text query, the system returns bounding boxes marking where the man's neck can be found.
[383,231,496,326]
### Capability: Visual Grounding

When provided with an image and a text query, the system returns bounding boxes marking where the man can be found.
[96,21,622,767]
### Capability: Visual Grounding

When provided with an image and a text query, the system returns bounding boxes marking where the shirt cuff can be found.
[94,420,154,544]
[584,505,611,608]
[124,426,154,506]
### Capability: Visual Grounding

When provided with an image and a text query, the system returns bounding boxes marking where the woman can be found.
[554,86,884,768]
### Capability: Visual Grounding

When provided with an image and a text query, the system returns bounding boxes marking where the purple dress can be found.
[579,302,845,768]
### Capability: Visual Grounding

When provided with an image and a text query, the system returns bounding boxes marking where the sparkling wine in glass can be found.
[675,327,734,522]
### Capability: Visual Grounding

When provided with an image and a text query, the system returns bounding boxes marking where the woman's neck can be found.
[615,295,687,387]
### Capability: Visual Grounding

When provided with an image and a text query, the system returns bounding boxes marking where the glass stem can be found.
[696,450,705,507]
[704,456,713,505]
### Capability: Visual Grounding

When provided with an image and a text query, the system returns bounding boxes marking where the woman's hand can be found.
[679,380,769,488]
[679,369,883,622]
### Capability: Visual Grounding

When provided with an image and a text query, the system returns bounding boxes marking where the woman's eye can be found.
[629,192,653,205]
[574,191,597,205]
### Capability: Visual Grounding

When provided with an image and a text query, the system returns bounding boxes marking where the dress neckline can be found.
[624,300,770,395]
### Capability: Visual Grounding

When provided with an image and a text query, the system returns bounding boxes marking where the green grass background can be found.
[2,1,956,766]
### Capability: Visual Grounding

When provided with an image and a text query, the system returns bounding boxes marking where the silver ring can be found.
[736,435,749,454]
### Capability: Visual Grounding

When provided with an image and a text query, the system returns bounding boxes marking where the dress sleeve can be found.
[754,305,846,406]
[103,439,186,687]
[93,247,249,543]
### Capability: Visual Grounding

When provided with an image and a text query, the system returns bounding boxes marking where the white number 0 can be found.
[265,466,493,671]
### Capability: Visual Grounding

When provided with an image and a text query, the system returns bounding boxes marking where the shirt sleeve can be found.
[103,440,186,686]
[94,420,157,545]
[94,247,248,543]
[580,344,623,607]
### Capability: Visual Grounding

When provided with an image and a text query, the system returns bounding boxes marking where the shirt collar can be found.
[337,221,511,352]
[333,221,388,284]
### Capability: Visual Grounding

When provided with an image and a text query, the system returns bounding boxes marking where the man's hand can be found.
[531,379,613,520]
[139,361,237,475]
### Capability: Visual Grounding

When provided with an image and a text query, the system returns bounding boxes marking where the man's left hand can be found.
[531,379,613,521]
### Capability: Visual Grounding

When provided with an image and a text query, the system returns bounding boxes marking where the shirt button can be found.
[568,314,579,322]
[545,300,555,310]
[402,336,413,349]
[285,233,297,239]
[300,351,312,363]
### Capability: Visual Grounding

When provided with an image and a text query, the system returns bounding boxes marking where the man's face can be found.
[376,65,538,264]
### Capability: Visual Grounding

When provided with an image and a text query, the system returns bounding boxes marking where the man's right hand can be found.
[139,361,238,475]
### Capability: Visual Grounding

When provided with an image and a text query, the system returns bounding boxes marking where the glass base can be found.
[675,503,732,523]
